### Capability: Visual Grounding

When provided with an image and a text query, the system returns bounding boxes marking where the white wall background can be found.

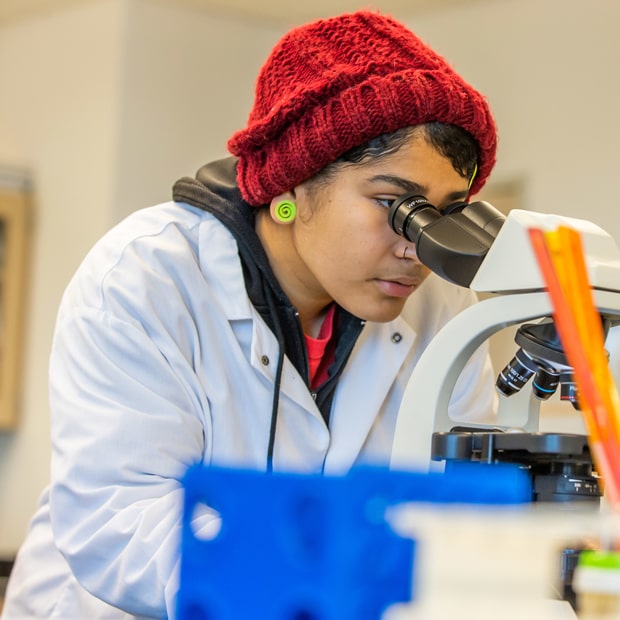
[0,0,618,554]
[0,0,128,556]
[0,0,281,556]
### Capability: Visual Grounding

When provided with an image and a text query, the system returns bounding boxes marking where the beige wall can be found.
[0,0,619,554]
[0,0,126,556]
[0,0,280,555]
[110,0,276,222]
[409,0,620,238]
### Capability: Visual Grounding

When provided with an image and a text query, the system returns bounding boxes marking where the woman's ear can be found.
[269,191,297,224]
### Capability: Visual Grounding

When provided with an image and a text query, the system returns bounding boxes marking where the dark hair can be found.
[306,122,479,190]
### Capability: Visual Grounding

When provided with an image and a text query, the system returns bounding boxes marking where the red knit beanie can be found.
[228,10,497,206]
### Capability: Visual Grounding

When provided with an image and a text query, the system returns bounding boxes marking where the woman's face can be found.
[263,131,471,327]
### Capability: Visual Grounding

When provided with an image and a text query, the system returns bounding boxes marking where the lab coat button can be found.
[261,355,270,366]
[391,332,402,343]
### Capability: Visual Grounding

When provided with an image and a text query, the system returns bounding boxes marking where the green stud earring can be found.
[274,200,297,222]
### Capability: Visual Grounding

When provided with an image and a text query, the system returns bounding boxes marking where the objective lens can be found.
[496,347,560,400]
[560,372,580,410]
[532,367,560,400]
[496,348,539,397]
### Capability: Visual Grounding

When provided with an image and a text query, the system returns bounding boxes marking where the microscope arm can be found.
[389,287,620,472]
[388,201,620,471]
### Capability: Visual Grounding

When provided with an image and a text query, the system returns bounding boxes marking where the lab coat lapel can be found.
[249,315,319,414]
[323,317,415,472]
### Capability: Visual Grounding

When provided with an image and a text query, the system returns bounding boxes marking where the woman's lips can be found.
[375,278,417,298]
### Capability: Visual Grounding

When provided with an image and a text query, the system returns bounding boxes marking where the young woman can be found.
[2,10,498,619]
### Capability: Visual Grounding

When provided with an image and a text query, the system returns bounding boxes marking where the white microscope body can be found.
[389,208,620,471]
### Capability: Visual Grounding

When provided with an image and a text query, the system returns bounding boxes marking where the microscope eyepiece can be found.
[387,194,435,241]
[441,200,469,215]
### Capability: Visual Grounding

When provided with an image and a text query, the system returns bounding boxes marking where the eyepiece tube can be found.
[462,200,506,238]
[388,194,437,241]
[386,193,506,287]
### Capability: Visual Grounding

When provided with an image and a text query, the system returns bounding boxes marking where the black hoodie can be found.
[172,158,365,461]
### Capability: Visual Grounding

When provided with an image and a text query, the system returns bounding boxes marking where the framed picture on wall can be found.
[0,167,32,429]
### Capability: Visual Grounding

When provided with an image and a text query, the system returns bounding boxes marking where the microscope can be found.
[387,194,620,507]
[386,196,620,611]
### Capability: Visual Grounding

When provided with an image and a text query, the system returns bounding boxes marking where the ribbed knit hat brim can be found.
[228,10,497,206]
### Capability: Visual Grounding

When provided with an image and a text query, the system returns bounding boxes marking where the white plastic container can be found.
[573,550,620,619]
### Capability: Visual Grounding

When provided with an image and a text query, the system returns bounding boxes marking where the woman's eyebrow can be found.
[368,174,470,205]
[367,174,427,195]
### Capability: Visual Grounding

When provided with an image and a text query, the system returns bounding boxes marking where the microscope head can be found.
[387,193,620,294]
[388,195,505,287]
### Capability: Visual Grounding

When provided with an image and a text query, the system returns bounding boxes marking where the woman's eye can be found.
[376,198,395,209]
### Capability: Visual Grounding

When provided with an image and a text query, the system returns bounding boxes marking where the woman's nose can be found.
[397,244,418,261]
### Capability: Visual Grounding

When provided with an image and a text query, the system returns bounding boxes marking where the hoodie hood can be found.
[172,158,365,455]
[173,158,303,361]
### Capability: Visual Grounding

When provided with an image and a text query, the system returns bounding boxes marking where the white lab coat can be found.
[2,201,496,619]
